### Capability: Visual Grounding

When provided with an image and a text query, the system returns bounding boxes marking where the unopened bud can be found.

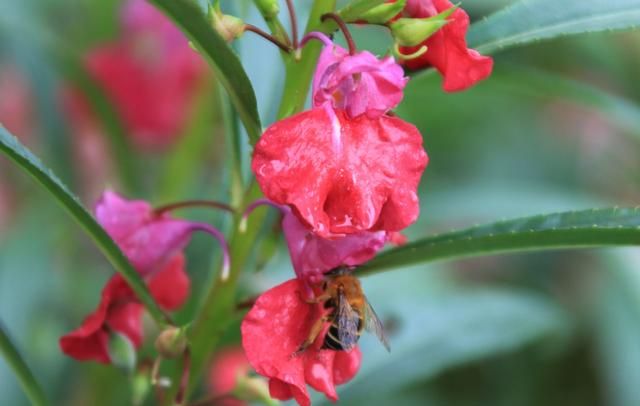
[390,6,457,47]
[154,326,188,359]
[234,375,278,405]
[355,0,406,24]
[108,331,136,373]
[255,0,280,19]
[209,5,245,42]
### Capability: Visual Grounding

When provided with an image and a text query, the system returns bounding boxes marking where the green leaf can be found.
[338,290,569,403]
[149,0,262,144]
[491,65,640,142]
[0,321,48,406]
[360,208,640,276]
[0,125,166,325]
[469,0,640,54]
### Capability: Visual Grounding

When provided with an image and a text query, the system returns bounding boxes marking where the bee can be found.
[297,267,390,353]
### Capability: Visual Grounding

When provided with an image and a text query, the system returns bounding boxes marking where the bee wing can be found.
[336,291,360,351]
[363,297,391,352]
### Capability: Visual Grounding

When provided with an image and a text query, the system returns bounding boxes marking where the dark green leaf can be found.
[149,0,262,144]
[0,125,166,325]
[0,321,48,406]
[469,0,640,54]
[360,208,640,275]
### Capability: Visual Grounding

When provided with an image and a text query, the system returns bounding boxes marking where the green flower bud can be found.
[108,331,136,373]
[234,375,279,405]
[357,0,406,24]
[208,5,245,42]
[154,326,188,359]
[390,6,458,47]
[254,0,280,19]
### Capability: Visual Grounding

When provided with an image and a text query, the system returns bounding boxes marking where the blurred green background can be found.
[2,0,640,405]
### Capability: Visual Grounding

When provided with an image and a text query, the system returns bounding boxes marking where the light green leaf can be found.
[469,0,640,54]
[149,0,262,144]
[0,321,48,406]
[337,290,569,403]
[0,125,166,325]
[360,208,640,276]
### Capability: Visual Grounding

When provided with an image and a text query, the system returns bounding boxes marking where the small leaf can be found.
[360,207,640,276]
[469,0,640,54]
[149,0,262,144]
[0,125,166,325]
[0,321,48,406]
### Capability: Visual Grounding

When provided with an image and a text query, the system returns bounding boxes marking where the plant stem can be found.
[284,0,299,49]
[154,200,235,215]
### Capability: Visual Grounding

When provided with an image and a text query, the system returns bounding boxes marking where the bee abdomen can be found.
[321,311,363,351]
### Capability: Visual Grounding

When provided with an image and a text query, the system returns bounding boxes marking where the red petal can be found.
[148,253,190,311]
[252,108,427,238]
[241,279,362,405]
[59,275,136,363]
[401,0,493,91]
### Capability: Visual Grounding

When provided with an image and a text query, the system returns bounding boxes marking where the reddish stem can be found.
[175,348,192,405]
[154,200,234,216]
[244,24,292,53]
[321,12,356,55]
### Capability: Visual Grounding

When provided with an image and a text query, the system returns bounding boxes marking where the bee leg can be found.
[304,293,331,305]
[294,316,328,355]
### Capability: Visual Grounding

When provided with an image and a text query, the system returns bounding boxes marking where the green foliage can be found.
[149,0,262,144]
[361,208,640,275]
[469,0,640,54]
[0,125,166,325]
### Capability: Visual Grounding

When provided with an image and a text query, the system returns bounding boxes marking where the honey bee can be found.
[298,267,390,353]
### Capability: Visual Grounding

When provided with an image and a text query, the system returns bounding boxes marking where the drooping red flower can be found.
[252,107,428,238]
[66,0,206,149]
[308,33,407,119]
[398,0,493,92]
[208,347,252,406]
[241,279,362,406]
[59,254,189,363]
[95,190,194,277]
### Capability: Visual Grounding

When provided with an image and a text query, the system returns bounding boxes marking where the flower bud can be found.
[154,326,188,359]
[234,375,278,405]
[254,0,280,19]
[208,6,245,42]
[108,331,137,372]
[390,6,457,47]
[355,0,406,24]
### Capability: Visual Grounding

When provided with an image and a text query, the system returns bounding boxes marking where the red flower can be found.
[398,0,493,92]
[241,279,361,406]
[59,254,189,363]
[66,0,206,149]
[252,107,428,238]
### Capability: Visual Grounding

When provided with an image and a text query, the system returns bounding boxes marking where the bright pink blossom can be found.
[59,254,189,363]
[398,0,493,92]
[241,279,362,406]
[95,190,194,277]
[252,108,428,238]
[309,33,407,119]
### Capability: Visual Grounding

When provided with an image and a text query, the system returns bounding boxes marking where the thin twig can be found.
[244,24,293,53]
[321,12,356,55]
[284,0,299,49]
[154,200,235,216]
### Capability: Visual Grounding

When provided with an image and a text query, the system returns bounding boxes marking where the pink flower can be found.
[398,0,493,92]
[241,279,362,406]
[309,33,407,119]
[59,254,189,363]
[245,200,388,298]
[208,347,252,406]
[252,107,428,238]
[95,190,194,277]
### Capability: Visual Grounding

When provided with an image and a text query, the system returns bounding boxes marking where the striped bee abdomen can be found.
[321,308,363,351]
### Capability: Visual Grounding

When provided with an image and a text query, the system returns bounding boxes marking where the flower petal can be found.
[252,108,428,238]
[147,253,190,311]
